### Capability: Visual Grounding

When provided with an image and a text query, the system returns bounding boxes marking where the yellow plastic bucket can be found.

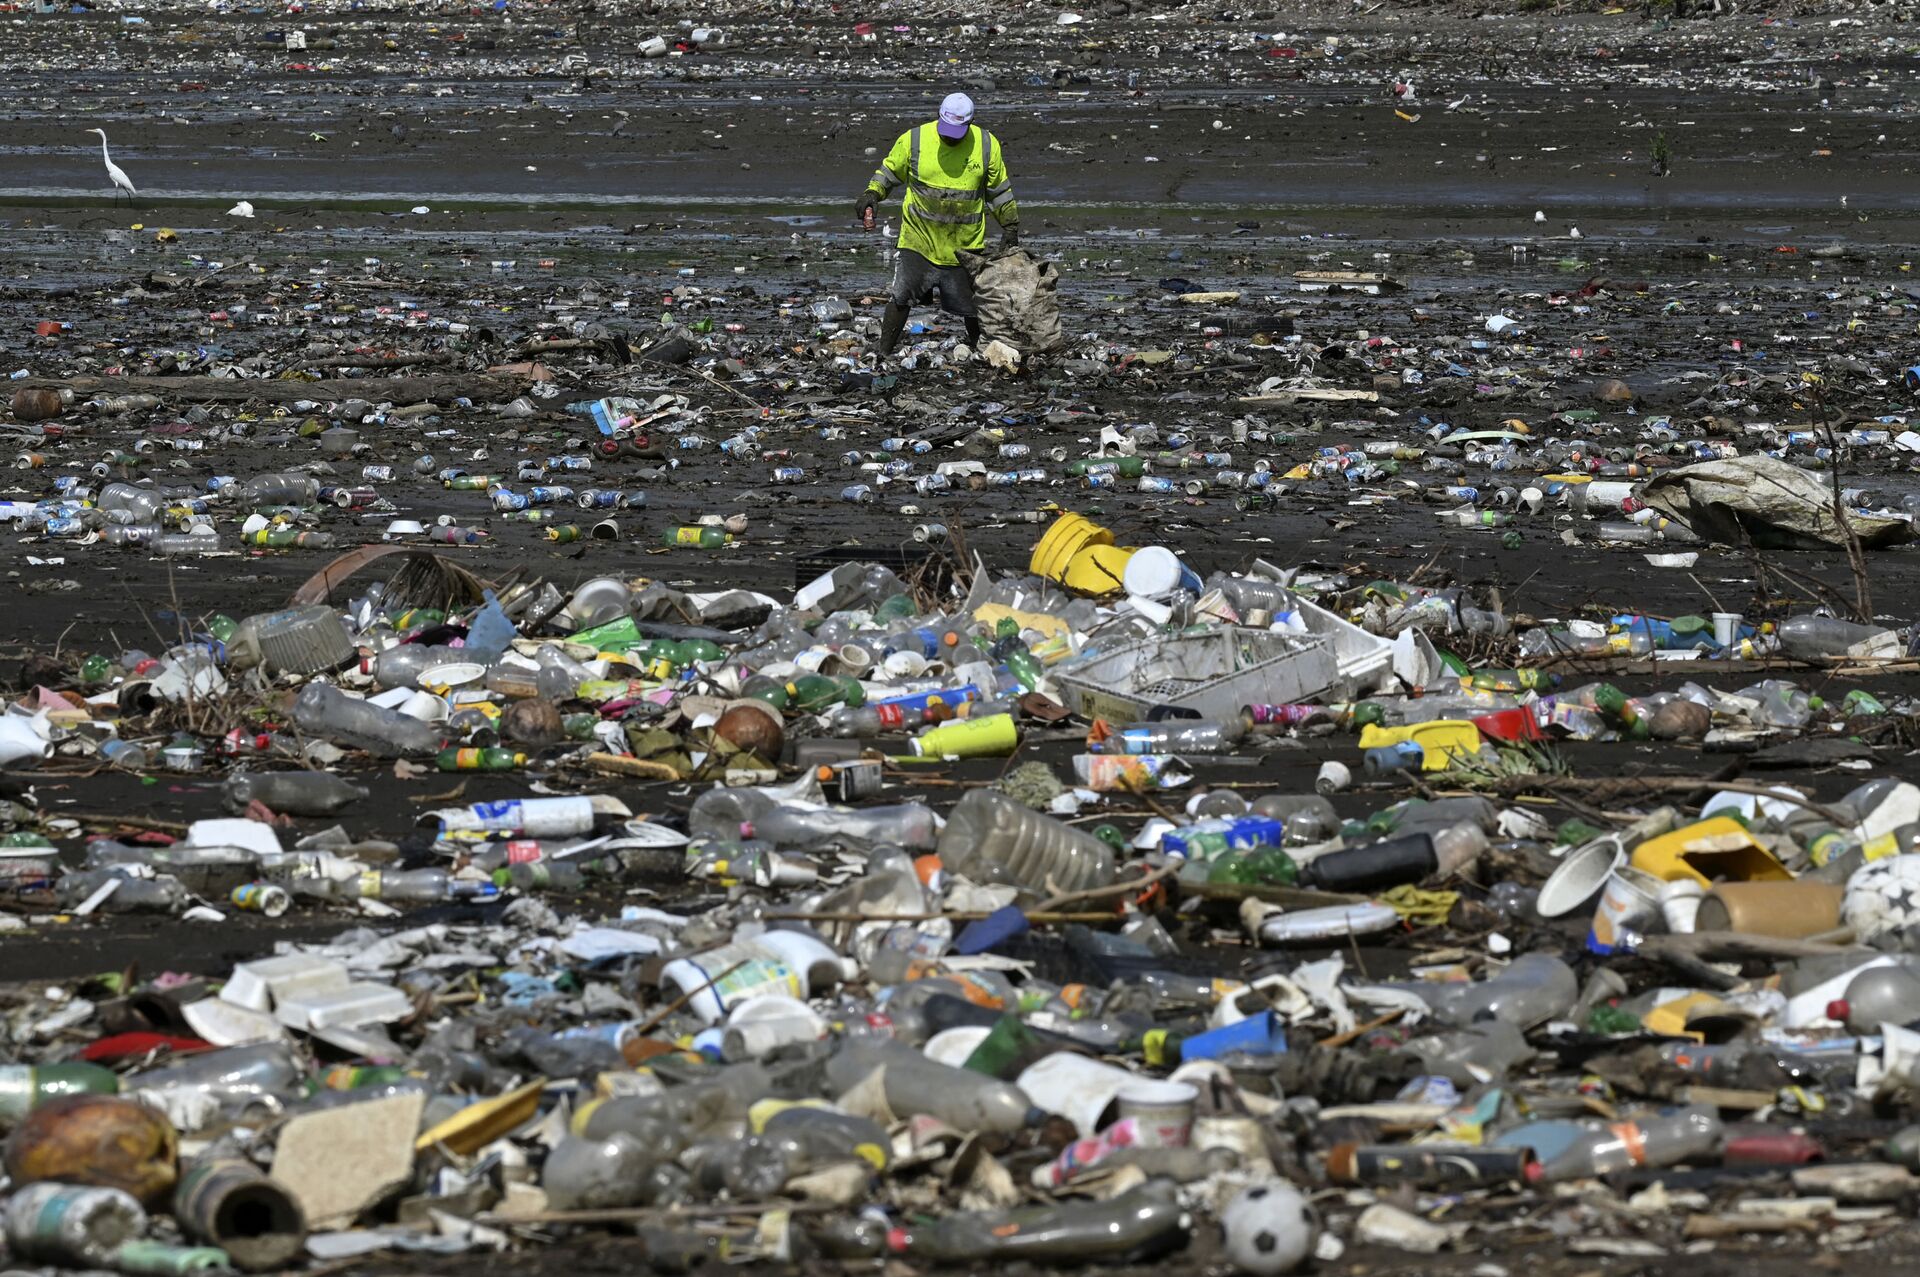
[1030,513,1135,596]
[1030,512,1113,581]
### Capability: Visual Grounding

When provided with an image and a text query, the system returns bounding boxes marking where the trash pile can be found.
[0,492,1919,1270]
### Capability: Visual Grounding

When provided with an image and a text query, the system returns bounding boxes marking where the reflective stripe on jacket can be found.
[867,122,1017,267]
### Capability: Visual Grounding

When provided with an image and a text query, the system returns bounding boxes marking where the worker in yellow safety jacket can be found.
[854,92,1019,356]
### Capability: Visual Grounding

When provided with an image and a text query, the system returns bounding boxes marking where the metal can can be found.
[360,465,394,482]
[1138,476,1178,493]
[911,523,948,543]
[771,467,807,483]
[331,487,377,509]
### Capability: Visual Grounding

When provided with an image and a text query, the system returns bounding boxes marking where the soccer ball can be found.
[1220,1180,1317,1275]
[1843,856,1920,948]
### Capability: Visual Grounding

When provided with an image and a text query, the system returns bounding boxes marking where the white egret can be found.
[85,129,137,203]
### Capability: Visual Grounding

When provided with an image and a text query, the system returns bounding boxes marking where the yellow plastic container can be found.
[1030,513,1137,596]
[911,713,1019,759]
[1357,721,1482,771]
[1628,817,1791,888]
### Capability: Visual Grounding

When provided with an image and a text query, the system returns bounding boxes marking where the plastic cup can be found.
[1536,836,1626,918]
[834,643,874,677]
[1587,865,1664,954]
[1315,760,1352,795]
[1659,878,1705,934]
[1115,1079,1197,1149]
[1712,612,1742,647]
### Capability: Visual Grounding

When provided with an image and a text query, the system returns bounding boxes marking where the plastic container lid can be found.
[420,662,485,687]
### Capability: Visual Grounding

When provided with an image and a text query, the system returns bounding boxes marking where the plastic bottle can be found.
[1776,615,1900,661]
[0,1061,120,1126]
[4,1184,147,1267]
[1414,954,1577,1029]
[293,683,443,757]
[543,1132,685,1211]
[355,867,482,903]
[1100,720,1246,754]
[663,527,732,548]
[126,1043,304,1105]
[936,789,1115,898]
[366,644,465,690]
[887,1180,1190,1262]
[1536,1105,1725,1181]
[753,803,939,852]
[223,771,368,817]
[824,1040,1036,1134]
[58,870,189,913]
[1830,964,1920,1033]
[1204,846,1300,886]
[1296,825,1488,893]
[239,473,321,507]
[1161,814,1288,861]
[824,703,936,737]
[437,747,526,772]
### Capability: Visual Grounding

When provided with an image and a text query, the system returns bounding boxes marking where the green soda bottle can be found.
[0,1062,119,1125]
[663,526,732,548]
[784,674,865,713]
[1591,683,1650,740]
[436,747,527,772]
[1205,847,1300,887]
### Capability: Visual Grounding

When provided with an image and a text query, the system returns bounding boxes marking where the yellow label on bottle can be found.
[1142,1028,1171,1068]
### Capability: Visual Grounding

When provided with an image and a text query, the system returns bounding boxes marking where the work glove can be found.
[855,191,878,224]
[1002,224,1021,249]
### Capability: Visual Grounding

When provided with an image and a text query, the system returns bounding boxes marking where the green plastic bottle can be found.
[1005,647,1044,693]
[1205,847,1300,887]
[1591,684,1651,740]
[0,1062,119,1125]
[784,674,865,714]
[873,594,916,624]
[80,654,112,685]
[436,747,527,772]
[663,526,732,548]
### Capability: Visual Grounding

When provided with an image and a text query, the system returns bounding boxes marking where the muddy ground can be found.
[6,0,1920,1272]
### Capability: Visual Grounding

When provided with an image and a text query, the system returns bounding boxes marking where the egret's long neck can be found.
[97,136,109,162]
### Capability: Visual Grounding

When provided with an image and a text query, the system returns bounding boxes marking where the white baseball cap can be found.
[937,92,975,140]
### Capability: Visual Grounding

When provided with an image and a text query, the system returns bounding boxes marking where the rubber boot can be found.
[964,317,983,348]
[878,303,909,357]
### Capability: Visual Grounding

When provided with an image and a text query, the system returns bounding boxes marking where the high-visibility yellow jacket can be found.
[866,122,1018,267]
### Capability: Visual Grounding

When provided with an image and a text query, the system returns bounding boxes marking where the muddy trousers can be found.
[881,249,982,353]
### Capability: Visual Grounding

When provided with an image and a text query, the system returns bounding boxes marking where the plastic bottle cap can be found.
[1827,999,1850,1022]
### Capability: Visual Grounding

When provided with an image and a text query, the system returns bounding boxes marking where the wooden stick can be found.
[628,959,749,1039]
[1318,1007,1406,1049]
[1034,861,1178,913]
